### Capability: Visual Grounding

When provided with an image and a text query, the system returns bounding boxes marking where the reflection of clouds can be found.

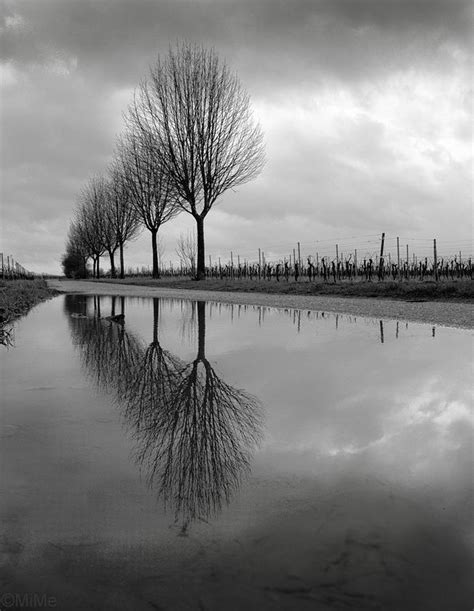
[202,308,471,493]
[269,375,472,467]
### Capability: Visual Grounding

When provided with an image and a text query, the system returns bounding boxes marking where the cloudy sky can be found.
[1,0,472,274]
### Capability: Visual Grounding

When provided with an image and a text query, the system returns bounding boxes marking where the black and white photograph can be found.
[1,0,473,609]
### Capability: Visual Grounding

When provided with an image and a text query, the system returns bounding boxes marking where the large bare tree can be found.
[115,131,179,278]
[130,43,265,279]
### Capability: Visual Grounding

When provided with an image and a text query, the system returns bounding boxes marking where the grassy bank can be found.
[89,277,473,302]
[0,279,59,345]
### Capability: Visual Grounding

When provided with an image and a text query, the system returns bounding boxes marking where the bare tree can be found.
[107,167,141,278]
[75,178,108,278]
[175,231,196,276]
[130,42,265,279]
[115,131,179,278]
[96,176,121,278]
[62,221,89,277]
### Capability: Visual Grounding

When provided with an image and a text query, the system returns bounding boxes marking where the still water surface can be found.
[1,294,472,610]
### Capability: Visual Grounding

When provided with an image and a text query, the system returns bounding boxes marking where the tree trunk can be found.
[96,255,100,278]
[119,242,125,279]
[151,229,160,279]
[197,300,206,359]
[109,250,116,278]
[196,216,205,280]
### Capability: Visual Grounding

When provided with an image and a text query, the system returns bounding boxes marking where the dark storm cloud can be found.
[2,0,471,90]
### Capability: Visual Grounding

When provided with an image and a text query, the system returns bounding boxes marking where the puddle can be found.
[1,294,472,610]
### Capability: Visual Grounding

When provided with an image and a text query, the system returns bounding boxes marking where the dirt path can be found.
[48,279,473,330]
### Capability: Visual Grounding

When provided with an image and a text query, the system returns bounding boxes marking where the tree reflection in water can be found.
[66,295,142,398]
[123,298,184,434]
[65,295,262,532]
[137,300,262,532]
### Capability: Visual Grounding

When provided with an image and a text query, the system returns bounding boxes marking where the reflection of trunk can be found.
[195,216,205,280]
[152,298,159,344]
[92,295,102,318]
[197,301,205,359]
[151,229,159,279]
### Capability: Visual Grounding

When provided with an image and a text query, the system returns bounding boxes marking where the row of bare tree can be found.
[63,42,265,280]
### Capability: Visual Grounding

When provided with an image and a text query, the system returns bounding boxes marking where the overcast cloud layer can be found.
[1,0,472,273]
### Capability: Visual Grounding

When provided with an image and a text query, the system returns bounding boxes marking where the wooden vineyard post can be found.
[378,232,385,280]
[397,237,400,278]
